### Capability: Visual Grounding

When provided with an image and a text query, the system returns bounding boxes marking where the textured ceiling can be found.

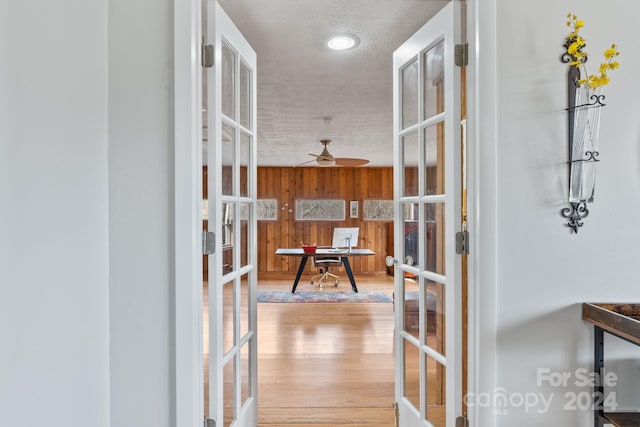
[217,0,449,167]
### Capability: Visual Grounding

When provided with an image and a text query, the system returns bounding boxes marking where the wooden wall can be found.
[257,167,394,277]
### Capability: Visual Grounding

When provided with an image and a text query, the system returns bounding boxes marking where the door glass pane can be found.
[425,354,446,427]
[424,123,445,195]
[223,358,235,427]
[203,282,210,418]
[222,43,235,119]
[403,203,418,267]
[403,338,420,410]
[240,61,251,129]
[424,202,445,275]
[240,273,249,337]
[222,280,234,354]
[423,40,445,120]
[222,203,235,274]
[239,132,250,197]
[222,124,234,196]
[402,59,419,129]
[240,203,249,268]
[403,276,419,335]
[241,342,250,407]
[426,281,446,356]
[402,132,419,197]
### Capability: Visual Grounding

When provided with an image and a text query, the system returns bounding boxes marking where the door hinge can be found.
[456,415,469,427]
[204,418,215,427]
[455,43,468,67]
[202,231,216,255]
[455,231,469,255]
[202,41,214,68]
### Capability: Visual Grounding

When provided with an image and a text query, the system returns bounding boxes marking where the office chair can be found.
[310,254,341,287]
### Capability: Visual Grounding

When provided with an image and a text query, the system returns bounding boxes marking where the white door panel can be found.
[393,2,462,426]
[205,2,257,426]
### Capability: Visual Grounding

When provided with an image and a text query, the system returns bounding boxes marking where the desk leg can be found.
[291,257,308,293]
[594,325,604,427]
[341,257,358,293]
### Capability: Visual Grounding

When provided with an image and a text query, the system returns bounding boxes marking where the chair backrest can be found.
[332,227,359,248]
[312,255,342,267]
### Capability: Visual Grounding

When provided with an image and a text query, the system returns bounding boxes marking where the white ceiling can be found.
[217,0,449,167]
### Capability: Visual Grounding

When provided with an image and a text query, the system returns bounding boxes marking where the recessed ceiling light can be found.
[327,34,359,51]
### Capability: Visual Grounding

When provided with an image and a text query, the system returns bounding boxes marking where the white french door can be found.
[392,2,462,426]
[204,2,257,426]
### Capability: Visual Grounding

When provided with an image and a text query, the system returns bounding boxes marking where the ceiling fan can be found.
[297,139,370,167]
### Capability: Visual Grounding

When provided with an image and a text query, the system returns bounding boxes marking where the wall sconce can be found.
[559,14,619,233]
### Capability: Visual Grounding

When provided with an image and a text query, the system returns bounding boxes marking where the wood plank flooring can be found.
[256,276,396,426]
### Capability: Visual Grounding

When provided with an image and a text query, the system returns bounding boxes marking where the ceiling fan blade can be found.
[334,157,370,167]
[293,159,317,168]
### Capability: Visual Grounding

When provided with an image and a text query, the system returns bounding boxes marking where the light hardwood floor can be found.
[256,275,396,426]
[204,273,450,426]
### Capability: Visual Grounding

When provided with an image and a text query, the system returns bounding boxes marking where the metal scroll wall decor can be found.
[560,66,605,233]
[560,16,604,233]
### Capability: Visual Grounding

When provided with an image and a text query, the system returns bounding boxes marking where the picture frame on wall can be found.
[295,199,345,221]
[363,200,394,221]
[350,200,359,218]
[256,199,278,221]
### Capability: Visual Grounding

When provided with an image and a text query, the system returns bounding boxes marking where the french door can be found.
[392,2,463,426]
[204,2,258,426]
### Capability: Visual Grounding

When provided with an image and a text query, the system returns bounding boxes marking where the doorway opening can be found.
[198,1,468,426]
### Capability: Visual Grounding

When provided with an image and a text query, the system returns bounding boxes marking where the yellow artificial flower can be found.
[564,13,620,89]
[567,42,580,55]
[604,44,619,59]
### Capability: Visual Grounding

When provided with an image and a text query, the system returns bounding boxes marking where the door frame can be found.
[464,0,498,426]
[172,1,500,426]
[174,0,204,425]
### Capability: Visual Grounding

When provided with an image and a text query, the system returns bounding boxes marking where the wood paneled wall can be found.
[257,167,394,276]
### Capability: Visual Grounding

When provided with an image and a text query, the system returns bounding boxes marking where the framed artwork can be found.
[257,199,278,221]
[295,199,345,221]
[350,201,359,218]
[363,200,394,221]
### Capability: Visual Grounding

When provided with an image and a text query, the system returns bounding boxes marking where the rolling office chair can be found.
[309,227,360,288]
[310,254,341,287]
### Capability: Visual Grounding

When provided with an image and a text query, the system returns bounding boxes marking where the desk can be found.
[275,248,376,293]
[583,303,640,427]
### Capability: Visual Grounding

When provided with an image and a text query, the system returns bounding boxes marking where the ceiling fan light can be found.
[316,157,336,166]
[327,35,359,51]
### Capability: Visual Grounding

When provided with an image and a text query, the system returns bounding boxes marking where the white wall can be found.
[1,0,177,425]
[490,1,640,425]
[107,0,175,426]
[0,1,110,427]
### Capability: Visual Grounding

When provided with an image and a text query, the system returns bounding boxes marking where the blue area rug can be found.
[257,290,393,303]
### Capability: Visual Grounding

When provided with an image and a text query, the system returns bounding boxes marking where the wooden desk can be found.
[275,248,375,293]
[583,303,640,427]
